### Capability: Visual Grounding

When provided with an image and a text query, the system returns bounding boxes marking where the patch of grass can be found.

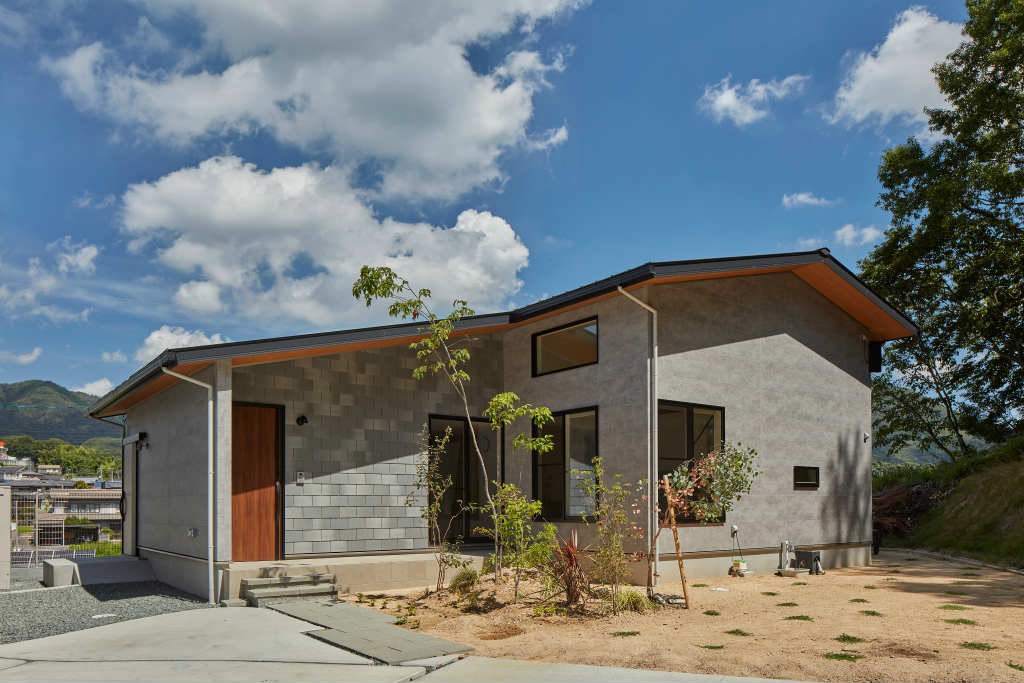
[945,590,969,595]
[823,652,864,662]
[725,629,752,637]
[777,602,798,607]
[849,598,869,603]
[700,645,725,650]
[883,577,898,581]
[448,567,479,595]
[939,604,970,611]
[611,631,639,637]
[860,610,883,617]
[961,572,981,576]
[863,584,878,589]
[1007,662,1024,672]
[68,541,122,556]
[904,557,920,561]
[835,633,865,643]
[784,615,813,621]
[944,618,977,625]
[888,569,902,573]
[614,588,658,613]
[703,610,720,616]
[954,580,980,585]
[692,583,708,587]
[960,642,995,651]
[761,591,779,596]
[792,581,808,585]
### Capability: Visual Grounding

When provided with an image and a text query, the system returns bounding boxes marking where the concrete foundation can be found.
[43,559,77,587]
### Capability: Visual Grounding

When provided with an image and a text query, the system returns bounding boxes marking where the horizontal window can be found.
[532,318,598,376]
[658,401,725,524]
[794,466,820,489]
[533,408,598,520]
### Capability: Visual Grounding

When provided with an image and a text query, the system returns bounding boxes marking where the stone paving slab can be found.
[270,600,399,628]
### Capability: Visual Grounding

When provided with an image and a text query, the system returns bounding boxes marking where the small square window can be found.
[793,466,820,489]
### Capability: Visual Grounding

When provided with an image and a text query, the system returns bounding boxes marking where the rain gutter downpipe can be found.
[161,367,216,605]
[617,285,658,588]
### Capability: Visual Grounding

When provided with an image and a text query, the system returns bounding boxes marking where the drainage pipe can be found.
[161,367,215,605]
[617,286,658,587]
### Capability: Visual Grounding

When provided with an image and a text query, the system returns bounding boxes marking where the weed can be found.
[614,588,658,613]
[703,610,720,616]
[395,615,408,625]
[889,569,902,573]
[939,604,969,611]
[960,642,995,651]
[860,610,883,617]
[945,618,977,625]
[954,580,979,585]
[864,585,878,589]
[777,602,798,607]
[611,631,640,637]
[700,645,725,650]
[692,583,709,587]
[409,619,420,629]
[761,591,779,596]
[1007,662,1024,672]
[792,581,808,586]
[406,605,417,616]
[883,578,898,581]
[945,590,969,595]
[835,634,864,643]
[904,557,920,561]
[449,567,479,596]
[962,572,981,576]
[381,600,389,609]
[369,600,376,607]
[532,605,558,617]
[784,615,813,621]
[725,629,752,636]
[356,593,365,603]
[849,598,869,603]
[823,652,864,662]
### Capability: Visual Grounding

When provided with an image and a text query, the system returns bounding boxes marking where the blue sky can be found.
[0,1,967,397]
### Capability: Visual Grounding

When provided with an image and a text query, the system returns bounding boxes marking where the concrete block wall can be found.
[232,335,502,556]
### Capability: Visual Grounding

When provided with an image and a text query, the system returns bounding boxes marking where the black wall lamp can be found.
[296,415,309,426]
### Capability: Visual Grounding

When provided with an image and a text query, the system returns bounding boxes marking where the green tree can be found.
[477,483,555,602]
[582,457,643,614]
[860,0,1024,444]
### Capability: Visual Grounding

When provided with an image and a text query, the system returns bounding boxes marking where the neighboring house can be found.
[88,250,916,599]
[0,442,32,469]
[38,488,123,543]
[0,466,26,482]
[36,463,62,475]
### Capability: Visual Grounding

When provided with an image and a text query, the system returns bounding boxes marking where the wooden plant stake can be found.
[662,475,691,609]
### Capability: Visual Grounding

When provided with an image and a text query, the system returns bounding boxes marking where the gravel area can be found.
[0,581,210,644]
[2,567,45,592]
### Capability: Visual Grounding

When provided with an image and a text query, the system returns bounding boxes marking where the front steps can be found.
[240,572,336,606]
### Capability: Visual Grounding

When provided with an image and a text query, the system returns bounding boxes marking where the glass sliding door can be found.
[428,416,501,543]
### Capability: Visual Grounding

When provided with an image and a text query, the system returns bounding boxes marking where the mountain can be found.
[0,380,120,443]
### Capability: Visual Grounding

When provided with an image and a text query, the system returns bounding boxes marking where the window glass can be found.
[657,401,724,523]
[534,319,598,375]
[535,415,565,519]
[566,411,597,517]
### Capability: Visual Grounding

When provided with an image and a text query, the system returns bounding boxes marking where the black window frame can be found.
[531,405,599,522]
[793,465,820,490]
[657,399,726,526]
[531,316,599,377]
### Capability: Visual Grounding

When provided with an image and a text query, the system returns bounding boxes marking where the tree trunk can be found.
[663,475,691,609]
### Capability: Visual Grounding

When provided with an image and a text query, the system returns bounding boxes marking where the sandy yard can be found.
[342,550,1024,682]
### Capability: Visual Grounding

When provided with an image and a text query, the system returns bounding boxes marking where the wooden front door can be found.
[232,403,281,561]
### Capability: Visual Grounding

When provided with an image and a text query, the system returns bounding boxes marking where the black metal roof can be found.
[88,249,916,417]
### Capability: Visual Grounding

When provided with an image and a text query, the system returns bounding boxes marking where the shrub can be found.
[582,457,643,614]
[614,588,657,613]
[448,567,479,596]
[478,483,553,601]
[546,530,589,609]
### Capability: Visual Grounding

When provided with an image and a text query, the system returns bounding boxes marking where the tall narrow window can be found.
[532,318,598,376]
[533,407,598,520]
[657,401,724,523]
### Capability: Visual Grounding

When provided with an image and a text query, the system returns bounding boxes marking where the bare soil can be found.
[341,551,1024,682]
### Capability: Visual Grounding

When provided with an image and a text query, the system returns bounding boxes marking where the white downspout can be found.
[617,286,658,587]
[161,367,216,605]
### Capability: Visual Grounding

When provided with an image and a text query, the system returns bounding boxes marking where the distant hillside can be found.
[0,380,119,443]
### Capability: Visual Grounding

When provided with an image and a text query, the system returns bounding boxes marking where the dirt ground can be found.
[342,550,1024,682]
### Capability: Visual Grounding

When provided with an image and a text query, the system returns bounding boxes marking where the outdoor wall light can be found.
[296,415,309,426]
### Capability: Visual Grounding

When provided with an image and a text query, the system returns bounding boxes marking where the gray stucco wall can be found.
[652,273,873,556]
[126,366,214,559]
[231,335,503,556]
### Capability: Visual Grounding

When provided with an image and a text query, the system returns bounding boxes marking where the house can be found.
[37,488,123,543]
[88,249,916,601]
[36,463,62,476]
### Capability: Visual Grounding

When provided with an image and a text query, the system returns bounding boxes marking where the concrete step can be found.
[244,582,338,606]
[240,573,335,590]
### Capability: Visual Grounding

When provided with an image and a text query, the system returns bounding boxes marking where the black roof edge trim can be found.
[820,257,919,335]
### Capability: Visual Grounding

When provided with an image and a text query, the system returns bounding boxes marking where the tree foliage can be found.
[860,0,1024,447]
[0,434,119,476]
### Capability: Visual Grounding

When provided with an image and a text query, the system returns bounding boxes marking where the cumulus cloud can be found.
[698,74,809,126]
[829,7,963,135]
[121,156,531,326]
[50,236,100,275]
[782,192,836,209]
[0,347,42,365]
[73,378,115,396]
[42,2,579,200]
[102,350,128,362]
[834,224,883,246]
[135,325,229,363]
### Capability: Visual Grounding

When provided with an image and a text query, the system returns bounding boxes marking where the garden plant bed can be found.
[341,550,1024,682]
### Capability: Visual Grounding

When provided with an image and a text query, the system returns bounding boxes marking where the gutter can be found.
[160,367,216,605]
[617,285,659,589]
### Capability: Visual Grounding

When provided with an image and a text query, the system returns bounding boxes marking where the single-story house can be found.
[88,249,916,601]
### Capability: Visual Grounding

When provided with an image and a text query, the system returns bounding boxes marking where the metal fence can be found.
[11,548,97,568]
[9,488,121,567]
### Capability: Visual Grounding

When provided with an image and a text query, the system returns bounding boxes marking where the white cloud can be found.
[73,192,117,209]
[0,347,42,365]
[73,378,114,396]
[833,224,883,246]
[102,350,128,363]
[782,192,836,209]
[0,7,29,47]
[42,2,581,200]
[0,256,91,323]
[698,74,810,126]
[135,325,229,363]
[50,236,100,275]
[121,155,531,327]
[796,237,824,250]
[829,7,963,135]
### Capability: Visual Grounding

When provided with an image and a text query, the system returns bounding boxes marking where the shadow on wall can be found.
[653,274,870,386]
[821,430,872,544]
